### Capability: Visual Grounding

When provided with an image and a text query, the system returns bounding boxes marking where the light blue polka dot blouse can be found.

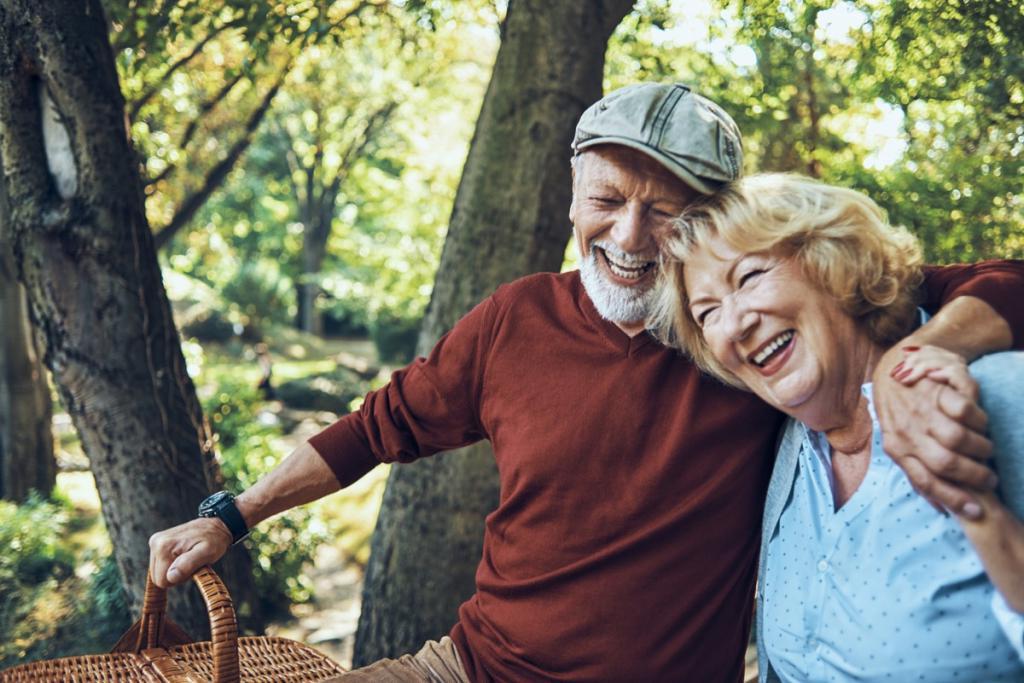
[760,383,1024,682]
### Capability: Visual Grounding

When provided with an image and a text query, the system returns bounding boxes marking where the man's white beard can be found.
[578,241,657,327]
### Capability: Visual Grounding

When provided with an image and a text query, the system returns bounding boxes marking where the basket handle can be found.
[114,565,240,683]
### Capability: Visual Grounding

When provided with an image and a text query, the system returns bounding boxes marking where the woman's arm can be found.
[958,492,1024,612]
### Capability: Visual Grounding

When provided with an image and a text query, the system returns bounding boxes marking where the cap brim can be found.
[575,136,721,195]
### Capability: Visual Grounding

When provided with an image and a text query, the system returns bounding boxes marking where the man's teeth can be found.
[753,331,794,366]
[604,251,654,280]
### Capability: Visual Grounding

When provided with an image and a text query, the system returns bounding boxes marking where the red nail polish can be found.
[902,345,920,352]
[890,361,905,378]
[896,368,913,381]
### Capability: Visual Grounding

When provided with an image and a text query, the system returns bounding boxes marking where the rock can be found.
[275,368,367,414]
[178,303,238,342]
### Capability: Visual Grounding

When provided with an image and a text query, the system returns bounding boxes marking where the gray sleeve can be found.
[971,352,1024,520]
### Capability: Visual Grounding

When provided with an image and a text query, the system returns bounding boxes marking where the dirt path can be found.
[265,544,364,668]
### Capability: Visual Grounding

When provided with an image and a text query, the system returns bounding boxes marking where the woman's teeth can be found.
[753,330,794,366]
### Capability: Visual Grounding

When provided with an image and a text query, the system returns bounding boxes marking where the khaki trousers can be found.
[329,637,470,682]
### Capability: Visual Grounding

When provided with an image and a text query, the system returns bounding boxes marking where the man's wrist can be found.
[235,494,258,530]
[920,296,1011,361]
[197,491,249,544]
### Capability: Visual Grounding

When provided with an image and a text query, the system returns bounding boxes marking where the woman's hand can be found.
[874,344,996,519]
[891,345,976,397]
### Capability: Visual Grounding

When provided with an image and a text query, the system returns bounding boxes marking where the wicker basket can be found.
[1,566,346,682]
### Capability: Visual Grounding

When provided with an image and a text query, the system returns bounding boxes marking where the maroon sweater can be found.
[311,263,1024,682]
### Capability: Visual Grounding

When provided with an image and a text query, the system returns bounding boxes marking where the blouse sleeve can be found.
[992,592,1024,662]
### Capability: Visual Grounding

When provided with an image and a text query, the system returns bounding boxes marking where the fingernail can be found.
[961,502,983,519]
[168,567,180,582]
[902,346,920,353]
[896,368,913,381]
[890,361,905,378]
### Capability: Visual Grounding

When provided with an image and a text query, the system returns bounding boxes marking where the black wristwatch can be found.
[198,491,249,545]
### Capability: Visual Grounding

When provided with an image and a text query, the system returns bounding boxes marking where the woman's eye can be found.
[696,307,718,327]
[739,269,766,287]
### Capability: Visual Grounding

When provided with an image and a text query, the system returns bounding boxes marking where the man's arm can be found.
[873,295,1014,518]
[149,441,340,587]
[149,293,500,588]
[918,261,1024,350]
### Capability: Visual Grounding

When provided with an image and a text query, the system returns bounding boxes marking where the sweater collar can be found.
[571,270,657,356]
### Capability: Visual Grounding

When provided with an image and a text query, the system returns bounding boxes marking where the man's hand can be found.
[149,517,233,588]
[148,440,343,588]
[873,345,996,519]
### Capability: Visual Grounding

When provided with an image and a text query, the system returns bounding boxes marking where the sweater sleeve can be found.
[308,295,497,486]
[920,260,1024,350]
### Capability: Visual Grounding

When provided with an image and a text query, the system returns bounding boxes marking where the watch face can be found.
[199,491,233,516]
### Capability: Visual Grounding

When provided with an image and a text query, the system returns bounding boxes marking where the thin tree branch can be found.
[337,100,398,173]
[128,15,244,120]
[271,117,307,210]
[144,70,248,188]
[153,67,289,250]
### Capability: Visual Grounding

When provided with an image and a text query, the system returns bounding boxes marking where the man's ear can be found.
[569,165,578,224]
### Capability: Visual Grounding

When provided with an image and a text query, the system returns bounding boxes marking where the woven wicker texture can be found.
[0,567,346,682]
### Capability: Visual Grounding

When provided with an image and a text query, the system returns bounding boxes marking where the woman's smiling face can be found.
[683,234,869,425]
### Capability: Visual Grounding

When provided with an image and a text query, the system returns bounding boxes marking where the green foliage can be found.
[219,258,296,330]
[607,0,1024,264]
[0,494,74,663]
[371,310,422,363]
[84,555,132,637]
[164,4,494,341]
[201,375,327,615]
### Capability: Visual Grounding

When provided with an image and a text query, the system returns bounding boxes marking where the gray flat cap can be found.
[572,83,743,195]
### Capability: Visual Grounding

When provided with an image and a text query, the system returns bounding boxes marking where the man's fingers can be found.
[935,386,990,443]
[149,532,174,588]
[166,542,214,586]
[914,437,997,489]
[897,455,982,519]
[926,366,979,402]
[149,519,232,588]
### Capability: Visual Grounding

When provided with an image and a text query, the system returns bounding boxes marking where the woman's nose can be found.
[723,296,757,342]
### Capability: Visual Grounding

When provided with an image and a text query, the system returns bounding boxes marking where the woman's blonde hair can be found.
[649,173,924,388]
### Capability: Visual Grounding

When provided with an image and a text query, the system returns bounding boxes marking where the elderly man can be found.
[150,83,1024,682]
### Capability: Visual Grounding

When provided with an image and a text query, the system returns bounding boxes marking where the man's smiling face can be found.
[570,145,700,335]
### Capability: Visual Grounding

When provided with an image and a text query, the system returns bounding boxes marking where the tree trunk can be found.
[296,175,338,336]
[353,0,634,663]
[0,158,55,502]
[298,234,327,336]
[0,0,262,636]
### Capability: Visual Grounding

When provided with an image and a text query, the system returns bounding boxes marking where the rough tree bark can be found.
[0,157,55,502]
[354,0,635,663]
[0,0,262,636]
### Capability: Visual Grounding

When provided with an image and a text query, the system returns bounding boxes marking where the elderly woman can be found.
[650,173,1024,682]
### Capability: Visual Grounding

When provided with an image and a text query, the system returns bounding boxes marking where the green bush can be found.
[0,494,74,665]
[179,303,239,342]
[202,376,327,618]
[220,259,296,330]
[322,302,370,337]
[371,309,421,363]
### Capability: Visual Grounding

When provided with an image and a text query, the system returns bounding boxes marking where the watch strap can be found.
[217,497,249,544]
